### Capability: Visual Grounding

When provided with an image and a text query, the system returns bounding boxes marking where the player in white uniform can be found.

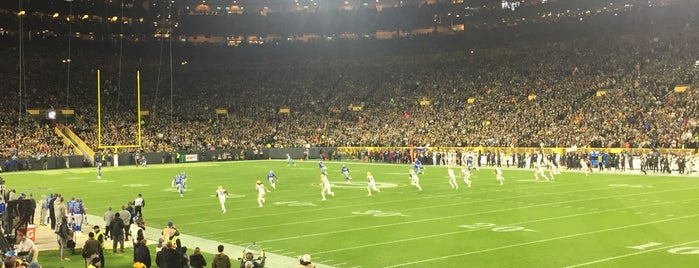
[534,161,550,181]
[320,174,335,201]
[286,153,295,166]
[494,167,504,185]
[256,180,270,207]
[366,172,380,196]
[408,169,423,191]
[460,166,472,187]
[216,186,228,213]
[447,166,458,189]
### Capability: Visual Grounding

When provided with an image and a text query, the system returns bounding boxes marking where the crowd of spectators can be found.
[1,4,699,161]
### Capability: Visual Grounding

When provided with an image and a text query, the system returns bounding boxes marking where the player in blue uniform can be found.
[319,161,327,175]
[341,165,352,182]
[67,197,76,226]
[466,155,479,171]
[180,172,188,190]
[267,170,277,189]
[173,174,184,197]
[73,199,85,237]
[97,162,102,179]
[413,159,424,174]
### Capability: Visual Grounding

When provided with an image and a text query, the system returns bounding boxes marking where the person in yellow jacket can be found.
[161,221,181,249]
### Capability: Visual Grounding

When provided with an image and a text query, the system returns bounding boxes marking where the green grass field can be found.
[5,160,699,267]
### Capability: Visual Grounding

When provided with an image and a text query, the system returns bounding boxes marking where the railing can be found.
[337,146,697,156]
[63,126,95,161]
[53,126,83,156]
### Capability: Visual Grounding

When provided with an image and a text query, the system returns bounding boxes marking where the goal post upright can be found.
[96,69,143,152]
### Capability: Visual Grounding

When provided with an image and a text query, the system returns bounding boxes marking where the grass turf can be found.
[4,160,699,267]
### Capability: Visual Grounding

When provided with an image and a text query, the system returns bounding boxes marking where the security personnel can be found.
[161,221,181,249]
[92,225,106,267]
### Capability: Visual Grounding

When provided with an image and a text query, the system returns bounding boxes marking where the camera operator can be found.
[239,249,265,268]
[297,254,315,268]
[15,232,37,263]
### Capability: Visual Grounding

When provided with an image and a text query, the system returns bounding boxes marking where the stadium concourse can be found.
[30,212,334,268]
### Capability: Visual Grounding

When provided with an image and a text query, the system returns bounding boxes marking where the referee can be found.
[134,193,145,218]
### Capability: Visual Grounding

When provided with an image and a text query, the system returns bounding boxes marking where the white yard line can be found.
[312,197,699,255]
[255,186,699,243]
[563,239,699,268]
[382,215,698,267]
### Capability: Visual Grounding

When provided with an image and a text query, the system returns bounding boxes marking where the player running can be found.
[216,186,228,213]
[447,166,458,189]
[366,172,381,196]
[460,166,472,187]
[319,161,327,175]
[341,165,352,182]
[413,159,424,174]
[320,174,335,201]
[286,153,296,166]
[494,167,504,185]
[534,161,550,181]
[256,180,270,207]
[96,162,102,179]
[408,169,423,191]
[266,170,277,189]
[172,174,185,197]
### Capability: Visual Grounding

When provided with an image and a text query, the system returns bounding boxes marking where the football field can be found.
[5,160,699,267]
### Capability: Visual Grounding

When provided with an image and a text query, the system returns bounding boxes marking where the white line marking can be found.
[382,215,698,267]
[259,187,699,243]
[311,197,699,255]
[563,239,699,268]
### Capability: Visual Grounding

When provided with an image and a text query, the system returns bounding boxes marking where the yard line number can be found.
[628,242,699,255]
[352,210,407,217]
[458,222,537,232]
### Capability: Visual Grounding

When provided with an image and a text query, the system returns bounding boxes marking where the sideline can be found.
[31,213,336,268]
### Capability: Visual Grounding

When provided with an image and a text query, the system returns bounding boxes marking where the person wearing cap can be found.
[161,221,181,249]
[91,226,106,268]
[211,245,231,268]
[216,186,229,213]
[255,180,270,208]
[82,231,101,267]
[366,172,380,196]
[297,254,315,268]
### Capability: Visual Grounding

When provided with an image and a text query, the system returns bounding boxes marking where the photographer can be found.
[16,232,37,263]
[297,254,315,268]
[239,249,265,268]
